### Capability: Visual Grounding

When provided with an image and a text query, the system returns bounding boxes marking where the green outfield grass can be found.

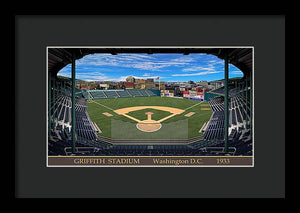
[87,96,212,139]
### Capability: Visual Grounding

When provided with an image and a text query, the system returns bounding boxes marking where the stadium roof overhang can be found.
[48,47,253,77]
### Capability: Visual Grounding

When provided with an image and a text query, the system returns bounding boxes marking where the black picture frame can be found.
[12,10,286,199]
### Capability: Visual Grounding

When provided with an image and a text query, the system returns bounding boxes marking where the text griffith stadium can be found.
[73,158,198,165]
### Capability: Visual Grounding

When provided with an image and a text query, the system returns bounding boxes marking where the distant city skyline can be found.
[58,53,243,82]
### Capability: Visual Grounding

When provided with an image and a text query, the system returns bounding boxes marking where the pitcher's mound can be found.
[136,122,162,132]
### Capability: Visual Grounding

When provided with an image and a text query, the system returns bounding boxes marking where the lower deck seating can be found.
[145,90,156,96]
[85,89,158,100]
[204,111,225,140]
[49,92,100,155]
[116,90,131,97]
[127,89,143,97]
[89,90,106,99]
[104,90,119,98]
[196,93,252,155]
[138,90,149,96]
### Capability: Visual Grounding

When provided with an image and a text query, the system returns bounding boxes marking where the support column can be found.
[250,70,253,138]
[224,52,229,153]
[243,80,245,100]
[246,75,249,125]
[71,53,76,153]
[245,75,248,125]
[52,78,56,114]
[48,73,51,135]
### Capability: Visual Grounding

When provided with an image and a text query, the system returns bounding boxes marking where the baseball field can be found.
[87,96,213,140]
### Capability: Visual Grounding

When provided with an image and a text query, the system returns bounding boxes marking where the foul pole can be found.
[158,76,160,91]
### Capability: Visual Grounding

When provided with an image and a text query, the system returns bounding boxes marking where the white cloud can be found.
[209,60,223,65]
[143,73,151,77]
[132,75,163,79]
[75,53,195,71]
[231,70,243,75]
[182,66,214,72]
[170,56,194,63]
[57,53,236,81]
[57,72,70,78]
[172,71,222,76]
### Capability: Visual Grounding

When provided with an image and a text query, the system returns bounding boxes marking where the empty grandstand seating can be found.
[204,111,225,141]
[208,84,238,98]
[145,90,156,96]
[138,90,149,96]
[209,96,224,111]
[127,89,143,97]
[84,89,158,100]
[116,90,131,98]
[197,83,252,155]
[49,80,106,155]
[104,90,119,98]
[89,90,107,99]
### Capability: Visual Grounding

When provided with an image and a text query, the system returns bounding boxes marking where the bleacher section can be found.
[230,91,251,127]
[145,90,156,96]
[204,111,225,140]
[138,90,149,96]
[208,96,224,111]
[84,89,158,100]
[206,85,251,136]
[208,84,240,98]
[89,90,107,99]
[49,82,112,155]
[116,90,131,98]
[104,90,119,98]
[196,83,252,155]
[127,89,143,97]
[50,92,99,141]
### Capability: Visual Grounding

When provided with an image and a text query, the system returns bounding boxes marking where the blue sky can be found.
[58,53,243,82]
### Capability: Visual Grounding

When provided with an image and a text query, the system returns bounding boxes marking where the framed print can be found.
[47,46,254,167]
[14,13,285,198]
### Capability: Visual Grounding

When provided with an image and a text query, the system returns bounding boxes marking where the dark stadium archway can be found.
[47,47,253,153]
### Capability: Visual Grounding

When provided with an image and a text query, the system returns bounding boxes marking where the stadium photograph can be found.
[47,47,253,166]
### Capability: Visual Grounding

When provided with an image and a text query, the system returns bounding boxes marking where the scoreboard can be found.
[161,90,174,97]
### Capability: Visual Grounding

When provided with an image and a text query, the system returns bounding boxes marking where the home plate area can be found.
[114,106,184,133]
[136,122,162,132]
